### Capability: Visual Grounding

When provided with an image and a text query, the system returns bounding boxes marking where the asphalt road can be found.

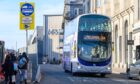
[39,64,140,84]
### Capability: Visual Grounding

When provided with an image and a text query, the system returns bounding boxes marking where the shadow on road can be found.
[70,73,106,78]
[68,72,127,79]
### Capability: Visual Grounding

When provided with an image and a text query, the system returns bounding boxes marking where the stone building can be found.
[91,0,134,73]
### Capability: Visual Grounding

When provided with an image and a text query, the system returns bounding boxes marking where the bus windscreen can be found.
[79,15,111,32]
[78,15,112,62]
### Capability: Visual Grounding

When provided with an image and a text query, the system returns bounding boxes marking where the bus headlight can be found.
[78,66,81,69]
[77,62,81,69]
[107,67,111,70]
[107,64,111,70]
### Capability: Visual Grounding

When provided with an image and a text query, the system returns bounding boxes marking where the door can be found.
[136,45,140,60]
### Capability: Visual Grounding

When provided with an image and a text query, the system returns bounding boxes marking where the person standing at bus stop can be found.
[18,52,29,84]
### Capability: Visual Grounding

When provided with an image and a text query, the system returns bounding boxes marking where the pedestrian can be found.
[17,53,22,61]
[10,53,17,63]
[3,54,15,84]
[10,53,18,82]
[53,57,56,64]
[18,52,29,84]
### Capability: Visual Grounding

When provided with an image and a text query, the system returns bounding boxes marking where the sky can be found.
[0,0,64,50]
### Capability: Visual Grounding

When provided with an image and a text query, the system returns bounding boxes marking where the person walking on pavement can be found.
[3,54,15,84]
[11,53,18,83]
[18,52,29,84]
[17,53,22,62]
[10,53,17,63]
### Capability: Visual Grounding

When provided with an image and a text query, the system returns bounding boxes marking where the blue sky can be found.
[0,0,64,49]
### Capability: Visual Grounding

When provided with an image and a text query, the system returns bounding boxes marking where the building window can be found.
[138,0,140,20]
[97,0,101,7]
[129,32,133,64]
[104,0,108,4]
[74,9,77,15]
[115,25,118,63]
[59,39,63,42]
[79,9,83,15]
[83,6,85,13]
[124,20,128,64]
[136,45,140,60]
[88,0,90,12]
[119,36,122,63]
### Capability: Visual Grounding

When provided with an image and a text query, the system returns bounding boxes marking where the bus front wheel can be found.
[101,73,106,77]
[71,63,75,75]
[64,62,69,73]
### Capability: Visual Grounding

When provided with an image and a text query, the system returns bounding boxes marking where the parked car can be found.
[127,60,140,80]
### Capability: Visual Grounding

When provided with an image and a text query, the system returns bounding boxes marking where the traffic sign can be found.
[21,3,34,16]
[20,2,35,30]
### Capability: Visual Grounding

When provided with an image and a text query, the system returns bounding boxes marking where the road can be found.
[40,64,140,84]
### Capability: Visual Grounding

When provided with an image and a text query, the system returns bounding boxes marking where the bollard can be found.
[35,65,41,83]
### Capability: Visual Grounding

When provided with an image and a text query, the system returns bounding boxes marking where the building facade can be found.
[90,0,134,73]
[63,0,95,28]
[63,0,84,22]
[133,0,140,63]
[63,0,97,28]
[44,15,63,63]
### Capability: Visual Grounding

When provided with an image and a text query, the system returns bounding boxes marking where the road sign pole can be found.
[26,28,28,57]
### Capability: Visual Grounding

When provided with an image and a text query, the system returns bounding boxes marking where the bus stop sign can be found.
[20,2,35,30]
[21,3,34,16]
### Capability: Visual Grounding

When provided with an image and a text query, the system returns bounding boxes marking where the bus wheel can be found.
[64,63,69,73]
[101,73,106,77]
[71,63,75,75]
[71,63,73,73]
[64,69,69,73]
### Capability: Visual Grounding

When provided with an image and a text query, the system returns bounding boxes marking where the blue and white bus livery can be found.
[63,14,112,76]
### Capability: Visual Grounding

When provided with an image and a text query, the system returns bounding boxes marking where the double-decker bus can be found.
[63,14,112,76]
[0,41,4,63]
